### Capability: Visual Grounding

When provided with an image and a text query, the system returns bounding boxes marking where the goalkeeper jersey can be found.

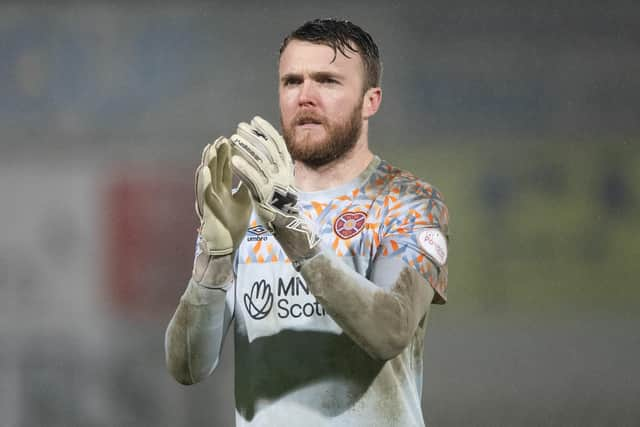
[229,156,449,427]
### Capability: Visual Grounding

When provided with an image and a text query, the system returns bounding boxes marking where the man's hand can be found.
[230,116,320,267]
[195,136,252,256]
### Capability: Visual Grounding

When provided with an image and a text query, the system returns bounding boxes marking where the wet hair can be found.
[279,18,382,90]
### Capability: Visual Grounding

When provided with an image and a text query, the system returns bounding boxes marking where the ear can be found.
[362,87,382,120]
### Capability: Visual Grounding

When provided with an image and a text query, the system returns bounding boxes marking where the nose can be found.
[297,80,316,107]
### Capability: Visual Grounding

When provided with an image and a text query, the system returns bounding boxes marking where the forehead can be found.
[278,40,364,77]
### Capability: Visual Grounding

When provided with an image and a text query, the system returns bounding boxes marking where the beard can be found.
[281,102,363,169]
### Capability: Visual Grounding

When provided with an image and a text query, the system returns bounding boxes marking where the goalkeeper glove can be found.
[230,116,320,269]
[195,136,252,256]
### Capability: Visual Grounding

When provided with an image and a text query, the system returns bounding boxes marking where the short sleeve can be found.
[376,184,449,304]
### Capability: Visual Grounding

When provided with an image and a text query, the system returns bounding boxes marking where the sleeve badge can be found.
[418,228,448,266]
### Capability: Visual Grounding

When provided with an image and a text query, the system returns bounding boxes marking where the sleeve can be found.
[164,278,235,384]
[376,184,449,304]
[164,235,236,384]
[301,249,434,361]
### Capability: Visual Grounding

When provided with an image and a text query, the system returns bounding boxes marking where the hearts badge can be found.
[333,211,367,239]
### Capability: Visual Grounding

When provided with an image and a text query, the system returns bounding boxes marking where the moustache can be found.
[293,113,326,126]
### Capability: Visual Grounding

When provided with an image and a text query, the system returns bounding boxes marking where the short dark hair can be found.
[279,18,382,91]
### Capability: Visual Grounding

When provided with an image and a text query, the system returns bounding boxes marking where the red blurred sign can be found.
[104,166,197,319]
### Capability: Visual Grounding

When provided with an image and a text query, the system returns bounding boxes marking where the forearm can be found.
[164,255,234,385]
[300,251,434,361]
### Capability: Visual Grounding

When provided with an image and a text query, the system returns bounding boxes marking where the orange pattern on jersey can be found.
[311,201,326,216]
[236,158,449,302]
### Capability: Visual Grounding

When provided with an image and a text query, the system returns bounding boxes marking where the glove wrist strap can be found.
[192,252,235,289]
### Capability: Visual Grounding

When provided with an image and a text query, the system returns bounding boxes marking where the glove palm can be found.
[195,137,252,256]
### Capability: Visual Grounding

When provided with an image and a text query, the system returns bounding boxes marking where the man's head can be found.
[279,19,382,93]
[278,19,382,169]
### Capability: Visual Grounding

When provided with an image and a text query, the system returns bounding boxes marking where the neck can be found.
[294,124,374,192]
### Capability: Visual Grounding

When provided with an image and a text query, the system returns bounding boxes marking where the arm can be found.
[301,251,435,361]
[305,200,449,360]
[165,251,235,385]
[165,138,251,384]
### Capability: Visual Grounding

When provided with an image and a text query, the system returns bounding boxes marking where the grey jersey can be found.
[223,157,449,426]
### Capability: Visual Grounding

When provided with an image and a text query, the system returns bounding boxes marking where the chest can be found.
[233,197,385,340]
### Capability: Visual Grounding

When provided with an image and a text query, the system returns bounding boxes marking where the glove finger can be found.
[205,139,219,178]
[195,143,213,213]
[195,163,212,218]
[206,144,226,205]
[212,135,227,148]
[231,183,252,230]
[236,122,274,165]
[230,134,269,182]
[215,138,232,191]
[231,154,266,202]
[232,181,252,208]
[196,143,214,200]
[252,116,293,169]
[251,116,281,145]
[204,181,225,216]
[239,120,282,172]
[194,167,204,218]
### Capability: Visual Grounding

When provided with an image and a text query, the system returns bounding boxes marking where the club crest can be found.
[333,211,367,239]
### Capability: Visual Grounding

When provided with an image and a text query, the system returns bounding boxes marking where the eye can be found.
[320,76,339,85]
[282,76,302,86]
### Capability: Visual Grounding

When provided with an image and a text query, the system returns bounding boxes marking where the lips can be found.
[295,114,324,126]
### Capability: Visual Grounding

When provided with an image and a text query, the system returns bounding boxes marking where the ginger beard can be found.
[281,100,363,169]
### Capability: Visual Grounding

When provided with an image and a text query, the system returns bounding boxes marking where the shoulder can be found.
[374,160,449,233]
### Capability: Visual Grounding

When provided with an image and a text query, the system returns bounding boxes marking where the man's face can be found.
[278,40,367,168]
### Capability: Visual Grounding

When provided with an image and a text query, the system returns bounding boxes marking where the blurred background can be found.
[1,1,638,426]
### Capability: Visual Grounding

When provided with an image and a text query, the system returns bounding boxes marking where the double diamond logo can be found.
[247,224,269,236]
[243,279,274,320]
[247,224,270,242]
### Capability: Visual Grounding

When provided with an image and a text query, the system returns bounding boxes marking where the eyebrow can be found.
[280,71,342,83]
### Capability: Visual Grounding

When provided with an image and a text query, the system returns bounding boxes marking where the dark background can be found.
[1,1,638,426]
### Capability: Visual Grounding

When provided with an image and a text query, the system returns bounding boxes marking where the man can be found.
[165,19,449,427]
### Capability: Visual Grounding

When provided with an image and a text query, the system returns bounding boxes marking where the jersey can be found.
[228,156,449,426]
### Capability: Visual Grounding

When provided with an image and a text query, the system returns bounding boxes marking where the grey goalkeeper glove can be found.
[230,116,320,268]
[195,136,252,257]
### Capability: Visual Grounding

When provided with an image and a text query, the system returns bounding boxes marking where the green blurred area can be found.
[377,140,640,318]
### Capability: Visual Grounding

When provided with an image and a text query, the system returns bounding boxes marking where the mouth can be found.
[295,116,324,127]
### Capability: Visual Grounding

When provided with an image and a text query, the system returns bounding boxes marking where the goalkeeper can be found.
[165,19,449,427]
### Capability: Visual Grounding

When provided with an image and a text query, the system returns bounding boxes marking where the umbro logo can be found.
[248,225,269,236]
[247,225,270,241]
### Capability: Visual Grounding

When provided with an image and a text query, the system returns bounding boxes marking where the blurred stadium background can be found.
[1,1,638,426]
